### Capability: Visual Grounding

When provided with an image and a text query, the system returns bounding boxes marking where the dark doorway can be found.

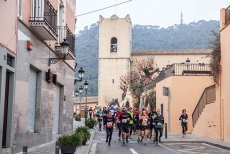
[2,72,10,148]
[161,103,163,117]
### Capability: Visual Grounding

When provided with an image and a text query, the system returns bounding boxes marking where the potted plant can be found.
[74,114,81,121]
[85,118,97,129]
[57,133,82,154]
[75,126,91,145]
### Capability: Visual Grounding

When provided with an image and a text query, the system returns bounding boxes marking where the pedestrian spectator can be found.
[89,107,93,118]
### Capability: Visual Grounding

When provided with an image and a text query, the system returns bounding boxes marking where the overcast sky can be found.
[75,0,229,34]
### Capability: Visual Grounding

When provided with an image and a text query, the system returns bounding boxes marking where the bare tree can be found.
[119,57,158,108]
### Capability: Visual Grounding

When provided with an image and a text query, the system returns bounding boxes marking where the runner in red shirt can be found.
[114,107,122,140]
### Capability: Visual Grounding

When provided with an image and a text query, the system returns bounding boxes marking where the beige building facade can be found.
[192,6,230,142]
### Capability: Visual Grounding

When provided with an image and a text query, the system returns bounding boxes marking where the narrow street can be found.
[92,126,230,154]
[94,128,174,154]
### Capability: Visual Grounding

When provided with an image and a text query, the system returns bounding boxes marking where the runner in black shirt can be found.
[179,109,188,137]
[119,107,132,146]
[104,111,115,146]
[148,107,157,141]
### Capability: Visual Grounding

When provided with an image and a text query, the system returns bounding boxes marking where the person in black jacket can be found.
[148,107,157,140]
[153,109,164,145]
[89,107,93,118]
[179,109,188,137]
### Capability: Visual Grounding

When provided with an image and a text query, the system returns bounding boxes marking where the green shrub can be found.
[74,114,81,119]
[85,118,97,126]
[75,126,91,145]
[57,133,82,149]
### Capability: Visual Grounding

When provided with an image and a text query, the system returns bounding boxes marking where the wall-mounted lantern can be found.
[48,39,69,66]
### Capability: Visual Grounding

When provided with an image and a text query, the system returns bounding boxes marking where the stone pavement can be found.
[161,132,230,151]
[16,119,96,154]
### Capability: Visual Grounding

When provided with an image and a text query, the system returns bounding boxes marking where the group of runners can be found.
[90,105,165,146]
[91,105,188,146]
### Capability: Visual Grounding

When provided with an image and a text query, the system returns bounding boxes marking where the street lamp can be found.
[74,68,85,85]
[74,90,78,113]
[84,81,89,121]
[186,58,190,70]
[79,86,83,122]
[49,39,69,66]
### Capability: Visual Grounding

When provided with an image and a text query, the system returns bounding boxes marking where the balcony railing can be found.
[143,63,212,92]
[29,0,57,40]
[56,25,75,55]
[192,85,216,127]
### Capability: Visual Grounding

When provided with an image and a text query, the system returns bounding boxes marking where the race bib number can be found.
[144,119,148,123]
[107,122,112,126]
[116,119,120,123]
[103,114,106,116]
[182,119,187,123]
[157,122,162,126]
[122,119,127,123]
[99,114,102,116]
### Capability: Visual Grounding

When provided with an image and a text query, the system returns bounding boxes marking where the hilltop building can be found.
[98,15,211,108]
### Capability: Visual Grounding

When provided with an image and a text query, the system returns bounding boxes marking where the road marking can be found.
[90,143,97,154]
[202,143,230,152]
[101,139,106,140]
[177,146,205,151]
[159,143,181,154]
[130,149,138,154]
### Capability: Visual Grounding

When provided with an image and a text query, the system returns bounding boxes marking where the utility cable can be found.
[75,0,132,17]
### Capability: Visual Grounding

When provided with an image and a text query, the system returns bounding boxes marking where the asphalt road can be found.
[94,127,178,154]
[93,126,230,154]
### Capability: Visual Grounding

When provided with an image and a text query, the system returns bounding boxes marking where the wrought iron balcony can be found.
[55,25,76,60]
[29,0,58,40]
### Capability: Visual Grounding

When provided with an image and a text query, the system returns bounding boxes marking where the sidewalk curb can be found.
[87,128,96,154]
[162,141,230,151]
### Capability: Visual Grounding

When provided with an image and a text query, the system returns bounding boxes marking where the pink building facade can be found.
[0,1,18,153]
[1,0,77,153]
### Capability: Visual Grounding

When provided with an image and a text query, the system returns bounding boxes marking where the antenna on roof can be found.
[180,11,183,25]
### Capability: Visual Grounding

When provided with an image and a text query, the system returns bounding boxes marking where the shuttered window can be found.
[27,68,37,133]
[52,85,60,134]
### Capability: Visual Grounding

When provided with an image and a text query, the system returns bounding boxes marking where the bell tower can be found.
[98,14,132,107]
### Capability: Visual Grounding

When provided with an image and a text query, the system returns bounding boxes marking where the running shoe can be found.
[129,136,132,139]
[126,137,129,144]
[144,143,147,146]
[108,143,111,146]
[140,138,143,142]
[121,142,125,146]
[106,139,108,143]
[118,138,121,140]
[137,138,140,142]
